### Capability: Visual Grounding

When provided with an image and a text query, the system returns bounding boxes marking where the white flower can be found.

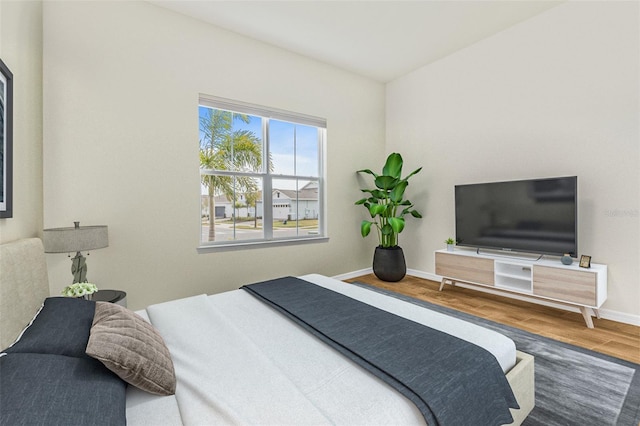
[62,283,98,298]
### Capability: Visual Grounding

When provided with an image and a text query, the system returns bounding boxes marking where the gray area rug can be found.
[352,282,640,426]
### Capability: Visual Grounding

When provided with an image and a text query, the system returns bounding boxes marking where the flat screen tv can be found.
[455,176,577,257]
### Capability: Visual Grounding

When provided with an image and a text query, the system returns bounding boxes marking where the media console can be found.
[435,249,607,328]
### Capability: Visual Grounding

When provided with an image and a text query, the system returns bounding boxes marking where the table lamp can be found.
[43,221,108,283]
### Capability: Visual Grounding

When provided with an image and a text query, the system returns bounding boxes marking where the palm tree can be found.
[200,109,262,241]
[244,190,260,228]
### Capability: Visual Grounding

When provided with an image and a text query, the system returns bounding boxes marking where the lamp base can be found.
[71,251,88,283]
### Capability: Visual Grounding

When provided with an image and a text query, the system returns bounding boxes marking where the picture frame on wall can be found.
[0,58,13,219]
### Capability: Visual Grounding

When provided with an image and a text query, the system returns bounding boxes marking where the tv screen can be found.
[455,176,577,257]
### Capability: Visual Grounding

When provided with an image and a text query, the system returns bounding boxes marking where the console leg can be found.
[579,306,595,329]
[593,309,601,319]
[439,278,455,291]
[439,278,447,291]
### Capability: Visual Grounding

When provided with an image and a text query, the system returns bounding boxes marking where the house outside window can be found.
[199,95,326,249]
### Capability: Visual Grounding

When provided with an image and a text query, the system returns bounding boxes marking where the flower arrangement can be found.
[62,282,98,299]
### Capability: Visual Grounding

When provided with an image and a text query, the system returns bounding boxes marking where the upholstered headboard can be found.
[0,238,50,349]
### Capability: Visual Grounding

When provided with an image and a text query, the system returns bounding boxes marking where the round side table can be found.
[92,289,127,307]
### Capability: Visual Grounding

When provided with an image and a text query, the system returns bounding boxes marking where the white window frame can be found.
[198,94,328,252]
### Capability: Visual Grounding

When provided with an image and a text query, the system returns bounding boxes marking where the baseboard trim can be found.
[337,268,640,327]
[332,268,372,281]
[598,309,640,327]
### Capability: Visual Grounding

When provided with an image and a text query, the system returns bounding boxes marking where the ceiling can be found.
[149,1,562,83]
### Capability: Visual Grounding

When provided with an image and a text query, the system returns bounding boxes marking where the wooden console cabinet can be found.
[435,249,607,328]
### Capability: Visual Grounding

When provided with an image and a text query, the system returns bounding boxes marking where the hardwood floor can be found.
[346,274,640,365]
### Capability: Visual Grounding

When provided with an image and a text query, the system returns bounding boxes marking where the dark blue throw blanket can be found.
[242,277,519,426]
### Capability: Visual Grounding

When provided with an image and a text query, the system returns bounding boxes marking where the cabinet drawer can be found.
[533,265,596,306]
[436,252,494,286]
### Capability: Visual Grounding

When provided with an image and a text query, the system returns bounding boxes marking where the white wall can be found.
[43,1,385,309]
[0,1,43,244]
[386,2,639,320]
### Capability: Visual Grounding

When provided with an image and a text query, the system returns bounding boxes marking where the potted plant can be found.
[445,238,455,252]
[355,153,422,281]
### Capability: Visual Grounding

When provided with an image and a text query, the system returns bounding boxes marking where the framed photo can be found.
[0,58,13,219]
[579,255,591,269]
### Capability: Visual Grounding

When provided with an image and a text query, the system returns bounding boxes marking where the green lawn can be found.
[274,219,318,228]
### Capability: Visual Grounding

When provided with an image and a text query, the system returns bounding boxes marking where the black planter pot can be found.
[373,246,406,282]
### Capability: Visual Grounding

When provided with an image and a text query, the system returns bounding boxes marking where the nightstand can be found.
[92,289,127,307]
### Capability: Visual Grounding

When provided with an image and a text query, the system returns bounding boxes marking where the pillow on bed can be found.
[86,301,176,396]
[2,297,95,357]
[0,352,126,425]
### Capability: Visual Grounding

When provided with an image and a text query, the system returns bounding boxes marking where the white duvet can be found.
[126,274,516,425]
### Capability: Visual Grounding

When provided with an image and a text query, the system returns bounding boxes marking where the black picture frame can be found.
[0,58,13,219]
[579,255,591,269]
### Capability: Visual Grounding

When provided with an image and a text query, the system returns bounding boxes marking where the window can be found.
[199,95,326,249]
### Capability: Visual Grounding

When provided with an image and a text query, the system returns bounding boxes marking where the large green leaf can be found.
[375,175,399,191]
[355,198,368,205]
[404,166,423,180]
[360,221,373,238]
[368,204,386,217]
[360,189,385,200]
[389,217,405,234]
[390,180,408,203]
[401,207,422,218]
[371,189,385,199]
[357,168,378,178]
[382,153,403,179]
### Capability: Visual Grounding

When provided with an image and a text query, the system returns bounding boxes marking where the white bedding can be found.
[126,274,517,425]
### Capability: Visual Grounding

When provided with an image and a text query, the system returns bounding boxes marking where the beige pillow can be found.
[86,301,176,396]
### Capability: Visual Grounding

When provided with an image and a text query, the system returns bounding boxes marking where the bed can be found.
[0,238,534,425]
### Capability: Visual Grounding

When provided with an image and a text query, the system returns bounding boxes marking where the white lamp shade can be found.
[43,225,108,253]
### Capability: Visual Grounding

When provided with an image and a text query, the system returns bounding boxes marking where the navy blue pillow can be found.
[0,352,126,425]
[3,297,95,358]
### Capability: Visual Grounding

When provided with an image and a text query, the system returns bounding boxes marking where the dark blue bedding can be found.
[242,276,519,426]
[0,353,126,426]
[3,297,95,358]
[1,297,126,425]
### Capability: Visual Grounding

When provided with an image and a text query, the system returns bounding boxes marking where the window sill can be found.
[197,236,329,253]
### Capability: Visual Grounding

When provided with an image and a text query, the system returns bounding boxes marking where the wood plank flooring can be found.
[346,274,640,365]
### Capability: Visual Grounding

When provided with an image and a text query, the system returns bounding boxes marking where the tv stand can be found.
[435,249,607,328]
